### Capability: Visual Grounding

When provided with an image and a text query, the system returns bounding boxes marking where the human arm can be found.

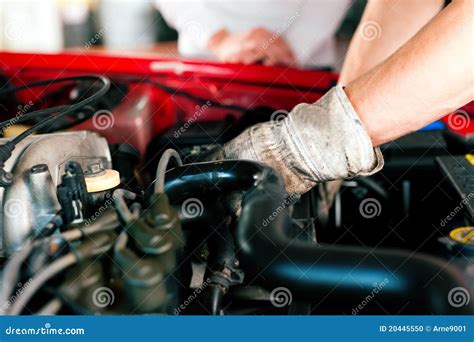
[339,0,444,85]
[346,0,474,145]
[216,0,473,194]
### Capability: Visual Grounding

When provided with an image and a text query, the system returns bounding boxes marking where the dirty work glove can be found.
[210,85,384,196]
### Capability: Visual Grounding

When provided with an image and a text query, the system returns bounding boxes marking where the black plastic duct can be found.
[164,160,474,314]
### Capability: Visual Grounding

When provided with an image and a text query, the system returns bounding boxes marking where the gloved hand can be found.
[204,85,384,196]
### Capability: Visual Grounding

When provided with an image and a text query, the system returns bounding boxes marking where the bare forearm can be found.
[339,0,443,85]
[345,0,474,146]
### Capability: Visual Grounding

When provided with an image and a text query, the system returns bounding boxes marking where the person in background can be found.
[155,0,351,68]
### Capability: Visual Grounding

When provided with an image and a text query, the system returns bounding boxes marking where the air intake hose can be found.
[164,160,473,314]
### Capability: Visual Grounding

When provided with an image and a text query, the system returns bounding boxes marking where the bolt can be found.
[31,164,48,174]
[0,170,13,187]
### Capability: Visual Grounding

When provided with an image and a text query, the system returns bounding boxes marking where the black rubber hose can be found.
[164,160,474,314]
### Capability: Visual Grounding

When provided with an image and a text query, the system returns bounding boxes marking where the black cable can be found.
[8,76,110,145]
[146,79,247,112]
[0,105,68,130]
[117,76,247,112]
[0,75,110,187]
[0,75,242,137]
[0,73,243,145]
[0,76,109,142]
[0,72,240,187]
[0,75,107,97]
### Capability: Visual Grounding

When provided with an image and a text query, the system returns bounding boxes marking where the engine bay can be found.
[0,53,473,316]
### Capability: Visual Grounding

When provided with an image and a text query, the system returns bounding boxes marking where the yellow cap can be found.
[465,154,474,166]
[84,169,121,193]
[449,226,474,246]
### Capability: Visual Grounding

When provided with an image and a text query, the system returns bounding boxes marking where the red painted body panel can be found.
[441,102,474,138]
[0,52,337,153]
[0,51,472,155]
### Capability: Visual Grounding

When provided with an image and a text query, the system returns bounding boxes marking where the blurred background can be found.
[0,0,367,71]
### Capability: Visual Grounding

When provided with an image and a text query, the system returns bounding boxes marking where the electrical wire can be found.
[144,78,247,112]
[7,253,77,315]
[114,231,128,254]
[0,212,117,311]
[0,74,228,309]
[0,239,35,314]
[0,105,68,131]
[7,75,110,145]
[0,74,244,144]
[36,298,62,315]
[113,189,137,223]
[0,75,108,97]
[114,76,247,112]
[6,230,118,315]
[0,75,110,187]
[130,202,142,218]
[0,73,246,141]
[0,213,62,312]
[355,177,390,200]
[59,210,119,241]
[155,148,183,193]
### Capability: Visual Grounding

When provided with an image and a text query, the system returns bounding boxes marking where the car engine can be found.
[0,63,473,316]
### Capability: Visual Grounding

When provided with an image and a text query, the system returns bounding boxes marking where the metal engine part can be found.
[0,131,112,256]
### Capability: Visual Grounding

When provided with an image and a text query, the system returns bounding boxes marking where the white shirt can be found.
[156,0,351,68]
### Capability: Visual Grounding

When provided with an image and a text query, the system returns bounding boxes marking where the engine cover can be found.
[0,131,111,256]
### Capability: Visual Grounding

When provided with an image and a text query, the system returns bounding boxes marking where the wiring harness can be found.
[0,75,111,187]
